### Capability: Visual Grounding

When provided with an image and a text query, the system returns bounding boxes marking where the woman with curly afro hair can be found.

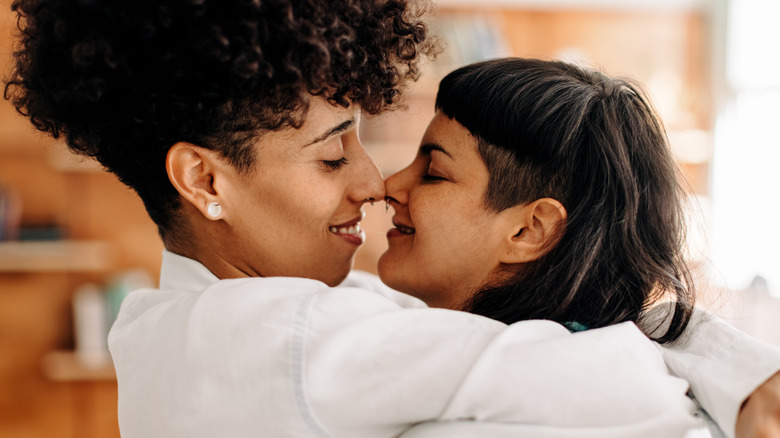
[7,1,779,438]
[7,0,433,243]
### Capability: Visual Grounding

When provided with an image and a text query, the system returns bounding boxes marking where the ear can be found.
[166,142,230,221]
[498,198,567,264]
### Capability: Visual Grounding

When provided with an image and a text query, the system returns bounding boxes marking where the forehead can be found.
[423,112,479,156]
[261,97,361,146]
[422,112,491,187]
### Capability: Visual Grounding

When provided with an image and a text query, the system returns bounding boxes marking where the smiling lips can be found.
[329,223,363,236]
[387,219,415,239]
[394,225,415,235]
[329,216,415,245]
[329,218,365,246]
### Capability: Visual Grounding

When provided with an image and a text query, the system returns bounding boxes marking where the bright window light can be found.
[711,0,780,293]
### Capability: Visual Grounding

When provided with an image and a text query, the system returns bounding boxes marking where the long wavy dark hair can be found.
[437,58,694,343]
[5,0,437,239]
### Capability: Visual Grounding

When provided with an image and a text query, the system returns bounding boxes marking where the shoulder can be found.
[116,275,430,332]
[212,275,412,314]
[338,270,428,308]
[112,275,509,352]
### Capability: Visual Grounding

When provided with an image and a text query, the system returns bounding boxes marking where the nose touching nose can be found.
[382,164,411,207]
[352,147,385,204]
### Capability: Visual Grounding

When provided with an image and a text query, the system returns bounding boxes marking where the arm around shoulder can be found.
[302,290,699,437]
[650,307,780,438]
[736,370,780,438]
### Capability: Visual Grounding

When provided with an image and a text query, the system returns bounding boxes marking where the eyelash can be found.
[323,157,349,170]
[422,169,446,182]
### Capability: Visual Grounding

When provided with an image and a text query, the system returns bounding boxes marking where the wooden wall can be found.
[0,2,160,436]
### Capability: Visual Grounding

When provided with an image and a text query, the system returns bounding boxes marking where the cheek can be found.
[392,210,466,287]
[414,206,499,282]
[381,186,494,295]
[263,176,340,228]
[412,194,485,254]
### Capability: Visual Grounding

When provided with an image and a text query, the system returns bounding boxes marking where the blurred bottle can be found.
[72,283,110,368]
[105,269,153,329]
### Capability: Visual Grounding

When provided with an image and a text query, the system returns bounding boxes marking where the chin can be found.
[321,260,353,287]
[324,273,348,287]
[376,253,394,284]
[378,257,459,308]
[376,271,398,292]
[377,254,412,295]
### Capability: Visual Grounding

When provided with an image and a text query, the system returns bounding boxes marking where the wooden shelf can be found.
[0,240,116,273]
[41,350,115,382]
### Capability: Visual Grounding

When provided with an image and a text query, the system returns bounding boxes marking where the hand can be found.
[737,371,780,438]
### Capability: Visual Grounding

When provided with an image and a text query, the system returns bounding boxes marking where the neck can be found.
[163,221,251,280]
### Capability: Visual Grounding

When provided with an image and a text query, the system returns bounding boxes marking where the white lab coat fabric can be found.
[108,251,779,438]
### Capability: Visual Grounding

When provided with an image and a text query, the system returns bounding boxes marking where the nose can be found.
[383,163,413,208]
[350,143,385,204]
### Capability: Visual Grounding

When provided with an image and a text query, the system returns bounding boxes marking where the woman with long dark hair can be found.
[380,57,780,436]
[382,58,692,340]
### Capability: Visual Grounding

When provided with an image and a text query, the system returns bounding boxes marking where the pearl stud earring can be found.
[207,202,222,218]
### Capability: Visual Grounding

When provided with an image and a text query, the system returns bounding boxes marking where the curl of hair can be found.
[5,0,437,238]
[436,58,694,343]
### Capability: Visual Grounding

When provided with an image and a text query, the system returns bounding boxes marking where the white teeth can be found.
[330,223,362,235]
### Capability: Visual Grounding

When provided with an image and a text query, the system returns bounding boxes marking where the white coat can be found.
[108,251,780,438]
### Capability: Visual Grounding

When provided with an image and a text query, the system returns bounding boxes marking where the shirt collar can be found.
[159,249,220,292]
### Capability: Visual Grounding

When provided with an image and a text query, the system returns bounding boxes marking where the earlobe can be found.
[499,198,567,264]
[166,142,225,220]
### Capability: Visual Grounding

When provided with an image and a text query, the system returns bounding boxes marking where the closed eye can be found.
[323,157,349,170]
[419,143,451,183]
[422,172,446,183]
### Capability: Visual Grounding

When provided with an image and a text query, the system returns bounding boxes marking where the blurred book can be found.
[431,12,512,76]
[0,184,21,241]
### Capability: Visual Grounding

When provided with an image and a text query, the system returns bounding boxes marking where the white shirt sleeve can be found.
[349,270,780,438]
[338,270,428,308]
[655,308,780,438]
[303,287,700,438]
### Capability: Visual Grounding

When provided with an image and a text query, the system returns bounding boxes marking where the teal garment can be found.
[562,321,589,333]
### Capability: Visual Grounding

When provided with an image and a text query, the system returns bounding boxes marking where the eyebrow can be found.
[420,143,454,159]
[304,118,355,147]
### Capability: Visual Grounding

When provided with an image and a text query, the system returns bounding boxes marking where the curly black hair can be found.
[5,0,436,238]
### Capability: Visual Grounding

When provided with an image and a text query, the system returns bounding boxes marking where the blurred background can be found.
[0,0,778,436]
